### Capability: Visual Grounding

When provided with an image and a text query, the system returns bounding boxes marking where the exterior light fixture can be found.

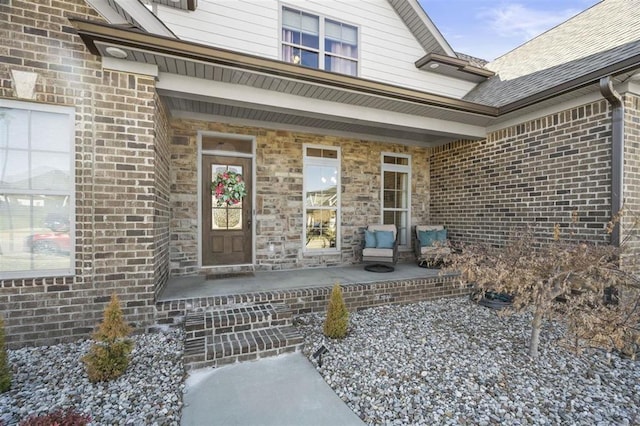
[105,46,128,59]
[429,63,439,69]
[312,345,329,367]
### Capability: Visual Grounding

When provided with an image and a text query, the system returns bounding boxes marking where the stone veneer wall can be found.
[0,0,165,347]
[169,119,431,275]
[430,100,614,247]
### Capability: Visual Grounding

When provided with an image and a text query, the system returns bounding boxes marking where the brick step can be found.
[210,303,293,332]
[184,303,293,337]
[184,325,304,369]
[182,302,303,369]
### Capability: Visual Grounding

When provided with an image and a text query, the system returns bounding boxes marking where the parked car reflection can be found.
[24,231,70,254]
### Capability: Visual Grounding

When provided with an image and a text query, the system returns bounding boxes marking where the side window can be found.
[381,154,410,247]
[303,146,340,252]
[0,101,75,279]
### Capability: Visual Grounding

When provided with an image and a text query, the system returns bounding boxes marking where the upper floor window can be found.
[0,100,75,279]
[282,7,358,76]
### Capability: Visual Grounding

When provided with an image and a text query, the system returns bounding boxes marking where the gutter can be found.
[599,76,624,247]
[68,18,498,117]
[499,51,640,115]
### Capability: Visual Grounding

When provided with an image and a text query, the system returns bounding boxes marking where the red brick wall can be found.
[622,92,640,262]
[0,0,167,347]
[431,100,613,247]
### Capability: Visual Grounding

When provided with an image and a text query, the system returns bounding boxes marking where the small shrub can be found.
[19,408,91,426]
[323,283,349,339]
[82,293,133,382]
[0,315,10,393]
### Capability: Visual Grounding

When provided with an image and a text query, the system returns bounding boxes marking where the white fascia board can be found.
[409,0,456,57]
[618,79,640,97]
[156,72,486,138]
[85,0,129,24]
[102,57,159,77]
[172,110,450,146]
[488,90,604,133]
[114,0,176,38]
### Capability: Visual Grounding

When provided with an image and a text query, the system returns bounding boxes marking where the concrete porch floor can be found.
[158,262,440,301]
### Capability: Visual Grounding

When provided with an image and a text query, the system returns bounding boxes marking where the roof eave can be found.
[415,52,495,82]
[69,18,498,117]
[499,53,640,115]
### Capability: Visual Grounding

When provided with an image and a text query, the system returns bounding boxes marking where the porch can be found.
[155,263,467,369]
[157,262,440,302]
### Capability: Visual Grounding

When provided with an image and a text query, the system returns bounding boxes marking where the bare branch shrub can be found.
[444,210,640,359]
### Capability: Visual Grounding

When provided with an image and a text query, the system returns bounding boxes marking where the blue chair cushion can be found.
[418,230,438,247]
[364,230,377,248]
[436,229,447,242]
[375,230,395,249]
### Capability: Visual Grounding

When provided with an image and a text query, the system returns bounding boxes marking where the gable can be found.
[153,0,477,98]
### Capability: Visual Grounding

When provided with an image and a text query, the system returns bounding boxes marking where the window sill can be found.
[303,249,341,257]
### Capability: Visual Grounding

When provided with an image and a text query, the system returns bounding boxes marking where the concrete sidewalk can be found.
[181,352,365,426]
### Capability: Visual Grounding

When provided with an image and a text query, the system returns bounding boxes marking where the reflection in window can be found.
[304,146,340,251]
[0,101,74,278]
[282,7,358,76]
[211,164,243,230]
[381,154,410,246]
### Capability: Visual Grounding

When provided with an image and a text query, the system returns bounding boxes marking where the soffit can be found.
[71,19,497,146]
[164,95,463,146]
[149,0,197,11]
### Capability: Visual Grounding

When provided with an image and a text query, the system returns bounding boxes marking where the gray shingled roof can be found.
[464,0,640,107]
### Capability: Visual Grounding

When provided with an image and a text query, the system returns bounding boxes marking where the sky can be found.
[418,0,601,62]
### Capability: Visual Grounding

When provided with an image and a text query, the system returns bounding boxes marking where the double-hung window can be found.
[281,6,358,76]
[381,153,411,247]
[303,145,340,252]
[0,100,75,279]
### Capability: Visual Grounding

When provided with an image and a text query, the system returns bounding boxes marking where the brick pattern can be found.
[623,93,640,262]
[183,303,301,369]
[169,120,431,275]
[153,94,172,299]
[430,100,613,247]
[0,0,163,347]
[156,274,468,327]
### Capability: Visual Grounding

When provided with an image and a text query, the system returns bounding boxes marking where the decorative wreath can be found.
[211,170,247,207]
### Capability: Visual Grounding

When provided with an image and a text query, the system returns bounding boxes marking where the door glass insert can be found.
[211,164,243,230]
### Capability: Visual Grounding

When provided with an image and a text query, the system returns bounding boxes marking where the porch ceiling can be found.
[161,92,464,146]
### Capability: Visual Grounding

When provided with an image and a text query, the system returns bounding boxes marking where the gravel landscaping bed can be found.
[297,297,640,425]
[0,329,185,425]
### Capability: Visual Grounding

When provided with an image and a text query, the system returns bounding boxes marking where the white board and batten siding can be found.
[156,0,477,99]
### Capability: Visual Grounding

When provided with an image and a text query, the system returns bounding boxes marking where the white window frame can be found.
[303,144,341,254]
[279,4,360,76]
[0,99,75,279]
[381,152,411,248]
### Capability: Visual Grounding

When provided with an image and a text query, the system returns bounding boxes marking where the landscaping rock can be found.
[297,297,640,425]
[0,329,184,425]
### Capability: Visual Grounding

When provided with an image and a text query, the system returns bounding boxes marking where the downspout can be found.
[599,76,624,246]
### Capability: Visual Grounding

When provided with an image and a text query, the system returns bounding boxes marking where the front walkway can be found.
[158,262,438,301]
[181,352,364,426]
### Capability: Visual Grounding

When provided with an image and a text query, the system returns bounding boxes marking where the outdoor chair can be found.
[362,224,398,266]
[414,225,451,268]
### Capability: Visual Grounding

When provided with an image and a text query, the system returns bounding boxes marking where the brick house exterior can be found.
[1,0,640,347]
